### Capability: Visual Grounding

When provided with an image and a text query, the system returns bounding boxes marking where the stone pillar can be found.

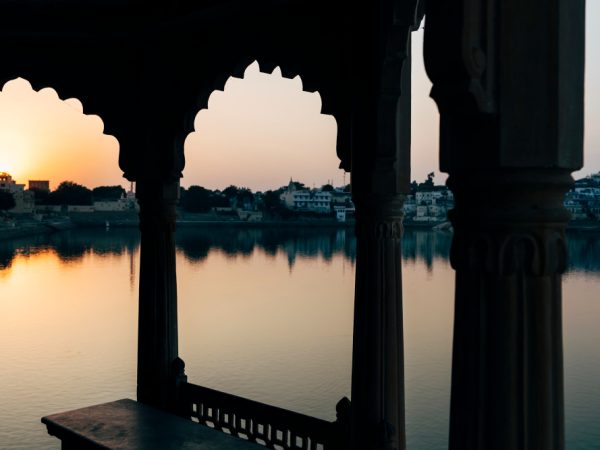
[447,169,571,450]
[423,0,584,447]
[351,194,406,450]
[349,16,414,446]
[136,179,180,411]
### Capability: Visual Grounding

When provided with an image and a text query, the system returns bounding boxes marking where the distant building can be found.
[330,189,353,207]
[403,195,417,214]
[28,180,50,192]
[92,185,139,212]
[407,184,453,222]
[280,179,332,214]
[0,172,34,213]
[415,191,433,204]
[334,205,355,222]
[0,172,14,189]
[588,201,600,219]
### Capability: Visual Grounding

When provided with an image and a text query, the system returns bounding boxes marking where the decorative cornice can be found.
[450,227,567,276]
[447,169,573,276]
[354,194,406,240]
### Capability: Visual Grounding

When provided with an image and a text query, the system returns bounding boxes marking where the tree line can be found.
[31,182,126,206]
[0,182,127,211]
[0,179,351,213]
[179,182,347,215]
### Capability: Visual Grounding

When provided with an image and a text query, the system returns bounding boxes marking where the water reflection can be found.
[176,227,356,268]
[2,228,600,273]
[0,228,139,270]
[565,232,600,274]
[402,230,452,270]
[0,227,598,450]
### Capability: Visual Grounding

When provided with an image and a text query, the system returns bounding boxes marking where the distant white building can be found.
[93,187,139,212]
[334,205,355,222]
[573,187,600,201]
[415,189,453,206]
[403,195,417,214]
[415,191,433,204]
[565,202,586,220]
[588,172,600,185]
[0,172,34,213]
[280,180,332,214]
[409,187,453,222]
[414,205,431,221]
[564,193,587,220]
[330,189,353,207]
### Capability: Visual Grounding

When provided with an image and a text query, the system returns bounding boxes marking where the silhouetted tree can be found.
[237,188,254,209]
[48,181,92,205]
[222,185,239,201]
[0,191,16,212]
[92,185,126,201]
[214,194,230,207]
[262,190,282,210]
[418,172,435,191]
[410,181,419,195]
[321,184,334,192]
[292,181,306,190]
[180,185,212,213]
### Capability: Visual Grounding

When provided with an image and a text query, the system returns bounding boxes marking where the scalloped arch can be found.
[178,58,345,168]
[0,74,121,142]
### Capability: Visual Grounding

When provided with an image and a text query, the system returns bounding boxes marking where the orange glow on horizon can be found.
[0,78,121,190]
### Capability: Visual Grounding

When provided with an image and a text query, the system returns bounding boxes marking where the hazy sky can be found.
[0,7,597,191]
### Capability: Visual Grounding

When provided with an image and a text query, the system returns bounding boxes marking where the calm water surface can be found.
[0,228,598,449]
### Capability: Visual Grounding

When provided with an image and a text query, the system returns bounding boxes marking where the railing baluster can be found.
[179,382,341,450]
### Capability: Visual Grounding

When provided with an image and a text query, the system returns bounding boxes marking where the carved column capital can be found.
[446,168,572,450]
[447,169,573,276]
[354,194,406,239]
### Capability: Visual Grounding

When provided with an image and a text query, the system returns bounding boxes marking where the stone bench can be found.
[42,399,262,450]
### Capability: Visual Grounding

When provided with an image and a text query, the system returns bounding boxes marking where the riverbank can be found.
[0,223,54,240]
[567,220,600,232]
[4,215,600,242]
[0,214,357,241]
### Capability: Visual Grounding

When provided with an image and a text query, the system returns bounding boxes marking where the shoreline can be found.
[0,217,356,241]
[3,217,600,242]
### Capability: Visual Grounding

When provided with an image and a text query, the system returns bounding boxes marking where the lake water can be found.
[0,227,598,449]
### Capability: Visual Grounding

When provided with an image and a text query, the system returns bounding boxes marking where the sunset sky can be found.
[0,10,598,192]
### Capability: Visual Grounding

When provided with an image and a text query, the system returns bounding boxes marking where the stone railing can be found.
[180,382,350,450]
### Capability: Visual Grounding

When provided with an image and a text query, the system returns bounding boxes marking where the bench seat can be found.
[42,399,262,450]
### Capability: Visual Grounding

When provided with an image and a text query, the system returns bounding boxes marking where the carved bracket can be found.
[424,0,497,114]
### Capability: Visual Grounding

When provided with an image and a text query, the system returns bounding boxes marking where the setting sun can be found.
[0,78,120,189]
